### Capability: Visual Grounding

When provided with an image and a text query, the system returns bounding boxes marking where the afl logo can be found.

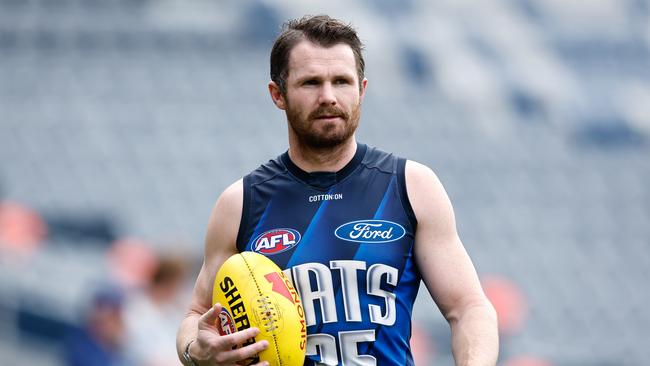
[335,219,406,243]
[253,228,301,255]
[218,308,236,336]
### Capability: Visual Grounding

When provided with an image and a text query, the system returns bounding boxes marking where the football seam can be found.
[241,253,283,366]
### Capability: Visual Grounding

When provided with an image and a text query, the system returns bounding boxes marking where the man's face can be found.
[273,40,367,149]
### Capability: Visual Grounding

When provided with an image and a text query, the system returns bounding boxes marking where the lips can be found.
[309,106,347,121]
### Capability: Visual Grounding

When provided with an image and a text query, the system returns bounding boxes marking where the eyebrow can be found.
[294,72,355,83]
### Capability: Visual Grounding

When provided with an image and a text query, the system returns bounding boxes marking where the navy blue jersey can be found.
[237,143,420,366]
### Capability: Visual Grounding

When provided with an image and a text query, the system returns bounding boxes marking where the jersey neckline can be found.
[280,143,367,189]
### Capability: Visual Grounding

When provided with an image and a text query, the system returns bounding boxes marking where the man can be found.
[177,15,498,366]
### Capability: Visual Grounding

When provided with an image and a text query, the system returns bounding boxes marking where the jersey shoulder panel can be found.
[247,156,288,185]
[360,145,398,174]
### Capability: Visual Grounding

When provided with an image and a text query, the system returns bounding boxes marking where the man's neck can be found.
[288,138,357,173]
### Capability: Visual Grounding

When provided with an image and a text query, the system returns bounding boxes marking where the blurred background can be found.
[1,0,649,365]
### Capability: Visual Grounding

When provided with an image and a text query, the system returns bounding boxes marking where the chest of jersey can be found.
[237,146,420,365]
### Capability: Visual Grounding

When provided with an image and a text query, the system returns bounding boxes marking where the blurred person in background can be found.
[177,15,498,366]
[64,285,132,366]
[124,253,190,366]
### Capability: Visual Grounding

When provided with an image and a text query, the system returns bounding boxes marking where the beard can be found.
[286,101,361,149]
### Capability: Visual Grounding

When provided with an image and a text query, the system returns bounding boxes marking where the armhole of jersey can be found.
[397,157,418,230]
[235,175,250,252]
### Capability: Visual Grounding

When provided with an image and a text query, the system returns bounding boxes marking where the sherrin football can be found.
[212,251,307,366]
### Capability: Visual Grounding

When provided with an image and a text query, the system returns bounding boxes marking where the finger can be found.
[217,327,262,350]
[199,302,222,327]
[219,338,269,364]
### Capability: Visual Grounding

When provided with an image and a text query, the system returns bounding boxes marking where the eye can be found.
[303,79,319,86]
[334,78,351,85]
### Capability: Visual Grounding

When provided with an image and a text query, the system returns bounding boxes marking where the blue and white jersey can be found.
[237,143,420,366]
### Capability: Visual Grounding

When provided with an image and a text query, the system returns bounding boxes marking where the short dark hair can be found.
[270,15,365,94]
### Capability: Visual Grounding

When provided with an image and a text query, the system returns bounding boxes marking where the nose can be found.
[318,82,337,105]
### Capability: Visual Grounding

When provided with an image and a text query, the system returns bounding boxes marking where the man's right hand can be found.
[188,303,270,366]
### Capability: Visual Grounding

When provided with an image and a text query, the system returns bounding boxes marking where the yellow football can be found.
[212,251,307,366]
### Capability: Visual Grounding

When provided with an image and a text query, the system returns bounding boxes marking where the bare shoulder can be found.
[215,179,244,218]
[404,160,453,222]
[204,179,244,259]
[405,160,438,187]
[186,179,244,313]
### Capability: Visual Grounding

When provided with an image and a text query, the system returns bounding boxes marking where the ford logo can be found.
[334,220,405,243]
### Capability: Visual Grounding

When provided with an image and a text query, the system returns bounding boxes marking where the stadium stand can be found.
[0,0,649,365]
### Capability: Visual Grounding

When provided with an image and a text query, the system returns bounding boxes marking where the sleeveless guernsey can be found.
[236,143,420,366]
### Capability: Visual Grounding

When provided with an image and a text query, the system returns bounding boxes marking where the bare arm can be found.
[406,161,498,366]
[176,180,269,365]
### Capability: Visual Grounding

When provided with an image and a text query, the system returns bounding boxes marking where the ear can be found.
[268,81,287,110]
[359,78,368,104]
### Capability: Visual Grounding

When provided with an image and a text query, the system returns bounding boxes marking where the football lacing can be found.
[257,295,279,332]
